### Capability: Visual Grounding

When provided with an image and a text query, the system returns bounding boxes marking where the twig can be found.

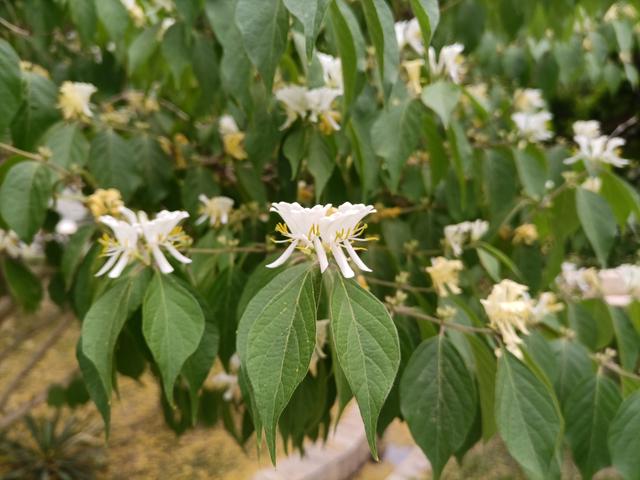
[601,361,640,382]
[392,305,494,334]
[611,116,638,137]
[0,315,73,412]
[0,142,43,162]
[0,16,30,36]
[188,245,269,254]
[160,99,190,121]
[365,277,434,293]
[0,370,78,431]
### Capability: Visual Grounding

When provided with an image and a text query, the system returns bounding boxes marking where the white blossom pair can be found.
[266,202,376,278]
[317,52,343,92]
[275,86,342,132]
[53,187,89,236]
[97,206,192,278]
[564,120,629,170]
[196,195,234,227]
[395,18,424,55]
[0,229,43,260]
[57,81,97,121]
[511,88,553,143]
[428,43,465,84]
[443,220,489,256]
[560,261,640,307]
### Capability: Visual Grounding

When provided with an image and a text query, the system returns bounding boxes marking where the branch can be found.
[188,245,269,254]
[365,277,434,293]
[0,16,30,36]
[392,305,494,334]
[0,142,44,161]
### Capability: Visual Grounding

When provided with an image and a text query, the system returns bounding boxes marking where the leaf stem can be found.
[392,305,494,334]
[0,142,43,161]
[365,277,434,293]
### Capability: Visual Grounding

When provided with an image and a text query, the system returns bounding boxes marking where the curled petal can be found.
[95,254,119,277]
[108,252,131,278]
[314,237,329,272]
[331,243,354,278]
[343,241,372,272]
[165,244,192,265]
[266,240,299,269]
[151,245,174,274]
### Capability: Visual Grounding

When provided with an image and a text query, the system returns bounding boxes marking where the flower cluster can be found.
[511,88,553,143]
[57,81,97,121]
[218,115,248,160]
[53,187,89,236]
[86,189,124,218]
[443,220,489,256]
[0,229,43,260]
[428,43,465,84]
[512,223,539,246]
[196,195,234,227]
[426,257,464,297]
[558,261,640,306]
[275,86,342,133]
[266,202,376,278]
[395,18,424,55]
[564,120,629,171]
[96,206,192,278]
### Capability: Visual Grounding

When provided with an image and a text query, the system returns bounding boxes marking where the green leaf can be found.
[550,338,593,406]
[41,122,89,168]
[237,264,319,462]
[128,25,161,74]
[307,130,335,200]
[162,22,191,85]
[609,307,640,371]
[484,148,518,222]
[576,188,617,267]
[328,0,358,107]
[88,129,141,201]
[410,0,440,44]
[77,340,111,430]
[95,0,130,42]
[609,390,640,480]
[329,272,400,460]
[235,0,289,90]
[80,270,150,429]
[0,40,23,134]
[600,171,640,228]
[68,0,97,43]
[421,81,460,127]
[0,161,52,242]
[564,374,622,479]
[142,273,205,405]
[400,336,476,478]
[467,335,497,440]
[11,72,59,150]
[477,247,500,282]
[61,225,96,290]
[131,135,173,204]
[514,145,548,200]
[1,257,43,312]
[495,352,563,480]
[283,0,329,60]
[371,98,424,192]
[362,0,399,93]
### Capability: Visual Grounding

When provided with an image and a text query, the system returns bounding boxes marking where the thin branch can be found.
[0,142,43,162]
[601,360,640,382]
[0,16,30,36]
[188,245,269,254]
[159,99,190,121]
[0,315,73,412]
[392,305,494,334]
[365,277,434,293]
[611,116,638,137]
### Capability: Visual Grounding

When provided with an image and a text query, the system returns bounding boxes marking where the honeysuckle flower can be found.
[218,115,248,160]
[96,207,192,277]
[275,85,342,133]
[599,264,640,306]
[512,224,538,246]
[512,111,553,142]
[0,229,24,259]
[481,280,534,359]
[266,202,376,278]
[309,319,330,376]
[211,353,241,402]
[57,81,97,121]
[19,61,49,78]
[158,17,176,38]
[86,188,123,218]
[565,120,629,169]
[426,257,463,297]
[402,59,424,95]
[556,262,601,299]
[138,210,192,274]
[532,292,564,321]
[581,176,602,193]
[196,195,234,227]
[317,52,343,91]
[428,43,465,84]
[54,187,89,236]
[513,89,546,112]
[395,18,424,55]
[444,220,489,256]
[120,0,145,26]
[96,212,141,278]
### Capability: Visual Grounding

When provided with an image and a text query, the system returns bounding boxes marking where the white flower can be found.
[96,207,192,277]
[395,18,424,55]
[158,17,175,38]
[426,257,463,297]
[512,111,553,142]
[599,264,640,307]
[532,292,564,321]
[218,115,241,136]
[0,230,24,259]
[120,0,145,26]
[581,176,602,193]
[54,187,89,236]
[428,43,465,84]
[266,202,376,278]
[138,210,192,274]
[196,195,234,227]
[564,124,629,169]
[514,89,546,112]
[275,85,342,132]
[317,52,343,91]
[57,81,97,121]
[211,353,241,402]
[444,220,489,256]
[556,262,601,299]
[481,280,534,359]
[218,114,247,160]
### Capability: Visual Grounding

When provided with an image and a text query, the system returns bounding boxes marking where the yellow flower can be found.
[219,115,248,160]
[86,189,124,218]
[426,256,464,297]
[402,59,424,95]
[57,81,97,121]
[513,224,538,245]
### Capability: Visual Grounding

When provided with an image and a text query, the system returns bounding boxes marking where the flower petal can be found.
[266,240,299,269]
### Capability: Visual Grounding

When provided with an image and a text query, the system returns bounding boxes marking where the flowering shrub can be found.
[1,0,640,478]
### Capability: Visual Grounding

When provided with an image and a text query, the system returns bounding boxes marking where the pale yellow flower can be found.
[57,81,97,121]
[402,59,424,95]
[426,257,463,297]
[513,224,538,246]
[219,115,248,160]
[86,188,124,218]
[19,61,50,78]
